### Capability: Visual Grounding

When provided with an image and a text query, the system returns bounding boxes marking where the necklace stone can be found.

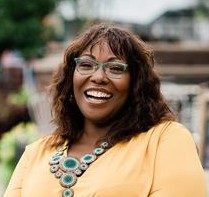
[49,141,109,197]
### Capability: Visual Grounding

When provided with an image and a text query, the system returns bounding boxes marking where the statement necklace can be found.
[49,141,109,197]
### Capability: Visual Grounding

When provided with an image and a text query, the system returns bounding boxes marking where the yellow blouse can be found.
[4,121,207,197]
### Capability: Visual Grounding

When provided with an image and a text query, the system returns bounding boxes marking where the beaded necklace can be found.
[49,141,109,197]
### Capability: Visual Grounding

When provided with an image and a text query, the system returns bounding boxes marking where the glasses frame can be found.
[74,57,128,79]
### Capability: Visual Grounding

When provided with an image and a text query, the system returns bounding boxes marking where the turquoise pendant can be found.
[93,147,104,155]
[60,157,80,172]
[62,188,74,197]
[49,155,62,165]
[80,153,96,164]
[60,173,77,188]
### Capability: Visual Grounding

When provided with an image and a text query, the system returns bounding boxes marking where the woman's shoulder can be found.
[136,121,193,143]
[133,121,198,156]
[150,121,195,144]
[155,120,191,135]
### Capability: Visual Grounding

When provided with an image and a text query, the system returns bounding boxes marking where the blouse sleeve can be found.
[149,123,207,197]
[4,146,30,197]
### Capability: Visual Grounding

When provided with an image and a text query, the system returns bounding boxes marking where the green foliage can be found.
[0,0,58,20]
[196,4,209,18]
[8,88,29,106]
[0,0,59,59]
[0,122,38,190]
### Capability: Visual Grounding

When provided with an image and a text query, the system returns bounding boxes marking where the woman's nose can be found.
[90,66,109,84]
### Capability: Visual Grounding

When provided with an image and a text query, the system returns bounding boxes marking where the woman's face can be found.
[73,41,130,124]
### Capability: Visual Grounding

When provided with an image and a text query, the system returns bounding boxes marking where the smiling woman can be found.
[4,24,206,197]
[73,41,130,125]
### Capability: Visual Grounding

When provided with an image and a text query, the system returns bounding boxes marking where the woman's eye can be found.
[78,62,94,70]
[108,64,124,73]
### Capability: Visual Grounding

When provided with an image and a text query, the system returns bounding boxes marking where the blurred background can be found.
[0,0,209,195]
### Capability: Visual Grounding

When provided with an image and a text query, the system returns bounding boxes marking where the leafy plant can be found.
[0,123,38,191]
[0,0,59,59]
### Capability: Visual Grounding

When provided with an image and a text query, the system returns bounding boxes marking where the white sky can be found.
[59,0,198,24]
[107,0,197,23]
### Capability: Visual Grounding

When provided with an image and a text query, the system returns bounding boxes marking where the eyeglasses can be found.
[74,57,128,79]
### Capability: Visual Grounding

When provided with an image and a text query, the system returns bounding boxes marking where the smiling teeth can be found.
[86,90,111,98]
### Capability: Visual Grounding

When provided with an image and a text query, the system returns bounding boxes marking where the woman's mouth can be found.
[84,89,113,104]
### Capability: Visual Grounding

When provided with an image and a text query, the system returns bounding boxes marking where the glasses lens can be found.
[105,62,126,78]
[74,58,128,78]
[75,58,95,75]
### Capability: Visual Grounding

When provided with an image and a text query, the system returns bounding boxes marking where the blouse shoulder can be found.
[149,121,198,152]
[137,121,196,149]
[25,135,55,156]
[151,121,193,139]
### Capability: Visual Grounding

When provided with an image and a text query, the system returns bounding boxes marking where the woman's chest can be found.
[21,150,152,197]
[22,167,149,197]
[22,139,154,197]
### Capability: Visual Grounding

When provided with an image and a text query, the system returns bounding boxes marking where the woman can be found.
[4,24,206,197]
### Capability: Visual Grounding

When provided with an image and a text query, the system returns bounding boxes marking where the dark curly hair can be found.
[49,23,175,148]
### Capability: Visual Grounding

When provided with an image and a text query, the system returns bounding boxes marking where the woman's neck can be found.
[79,120,109,146]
